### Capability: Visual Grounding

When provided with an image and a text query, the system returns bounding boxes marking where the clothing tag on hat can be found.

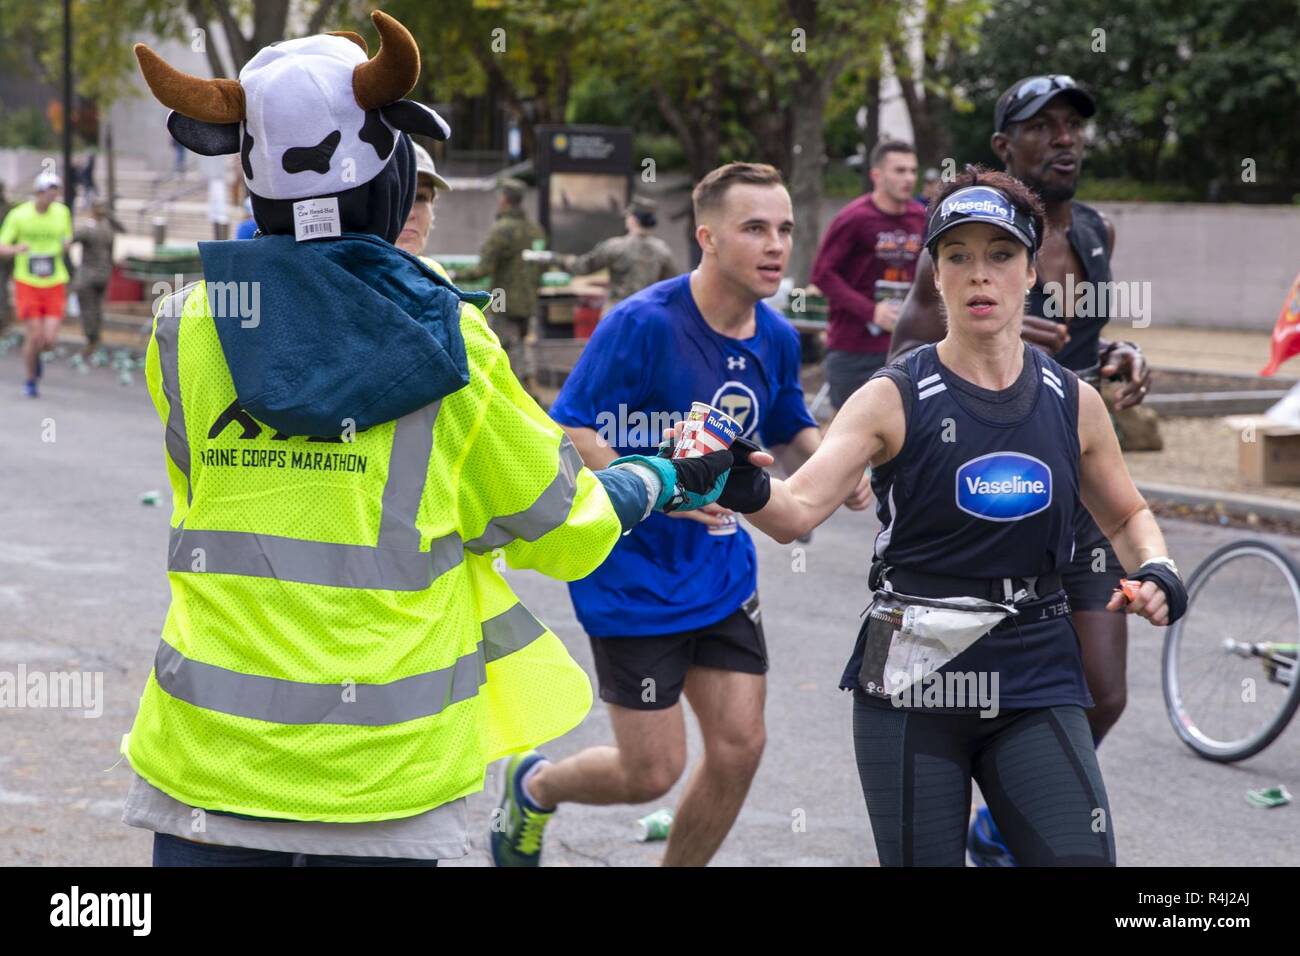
[292,197,341,242]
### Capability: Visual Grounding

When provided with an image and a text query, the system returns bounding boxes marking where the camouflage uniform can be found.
[72,218,117,347]
[458,206,545,378]
[561,232,676,309]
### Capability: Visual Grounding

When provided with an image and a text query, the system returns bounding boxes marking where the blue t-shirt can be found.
[550,273,817,637]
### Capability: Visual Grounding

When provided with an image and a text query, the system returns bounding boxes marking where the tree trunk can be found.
[104,118,116,210]
[788,69,830,286]
[185,1,232,77]
[554,55,571,125]
[861,72,880,192]
[210,0,251,70]
[250,0,290,52]
[306,0,342,36]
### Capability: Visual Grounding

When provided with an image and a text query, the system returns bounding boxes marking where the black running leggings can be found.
[851,691,1116,866]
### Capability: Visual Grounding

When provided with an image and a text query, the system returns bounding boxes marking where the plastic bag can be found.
[858,590,1015,699]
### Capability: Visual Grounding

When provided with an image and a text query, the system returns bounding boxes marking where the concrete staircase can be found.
[110,155,239,246]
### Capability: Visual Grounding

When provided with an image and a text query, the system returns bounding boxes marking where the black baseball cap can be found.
[925,185,1040,256]
[994,75,1096,132]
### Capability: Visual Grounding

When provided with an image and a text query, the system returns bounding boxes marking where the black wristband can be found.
[1128,563,1188,625]
[716,436,771,514]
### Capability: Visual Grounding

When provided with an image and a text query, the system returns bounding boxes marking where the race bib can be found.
[28,255,55,278]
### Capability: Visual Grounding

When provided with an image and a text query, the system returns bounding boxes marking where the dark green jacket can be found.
[460,208,546,319]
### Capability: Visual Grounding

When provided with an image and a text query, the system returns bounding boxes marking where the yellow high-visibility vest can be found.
[122,281,619,822]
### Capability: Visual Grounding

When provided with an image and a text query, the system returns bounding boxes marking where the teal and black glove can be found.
[610,450,734,513]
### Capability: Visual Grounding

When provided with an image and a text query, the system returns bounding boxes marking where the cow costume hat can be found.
[130,10,490,439]
[136,11,447,203]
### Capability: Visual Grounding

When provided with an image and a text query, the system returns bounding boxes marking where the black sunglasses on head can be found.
[1015,75,1077,100]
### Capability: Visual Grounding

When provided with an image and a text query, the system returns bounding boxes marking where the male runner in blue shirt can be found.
[491,162,871,866]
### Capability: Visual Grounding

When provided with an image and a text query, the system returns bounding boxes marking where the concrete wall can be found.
[0,149,58,195]
[643,195,1300,333]
[110,36,212,176]
[1091,202,1300,332]
[425,185,520,259]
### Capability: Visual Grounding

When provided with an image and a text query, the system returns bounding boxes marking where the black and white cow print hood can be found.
[238,34,445,201]
[134,10,449,206]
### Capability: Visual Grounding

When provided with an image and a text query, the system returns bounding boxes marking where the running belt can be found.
[873,563,1064,604]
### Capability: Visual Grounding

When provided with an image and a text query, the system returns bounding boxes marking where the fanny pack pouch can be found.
[857,589,1017,699]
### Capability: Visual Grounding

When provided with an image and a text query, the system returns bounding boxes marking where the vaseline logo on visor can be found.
[955,452,1052,521]
[939,187,1013,222]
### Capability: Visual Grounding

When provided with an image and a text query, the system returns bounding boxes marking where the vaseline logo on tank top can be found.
[955,452,1052,522]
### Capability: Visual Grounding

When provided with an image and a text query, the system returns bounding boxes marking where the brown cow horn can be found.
[329,31,369,55]
[352,10,420,111]
[133,44,245,124]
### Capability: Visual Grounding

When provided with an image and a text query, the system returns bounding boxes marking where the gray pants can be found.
[77,280,108,345]
[823,349,888,409]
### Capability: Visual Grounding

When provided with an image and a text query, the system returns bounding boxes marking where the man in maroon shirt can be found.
[811,140,927,409]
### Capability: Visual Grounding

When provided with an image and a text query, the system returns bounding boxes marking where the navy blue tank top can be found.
[871,344,1080,578]
[842,344,1093,709]
[1025,201,1112,372]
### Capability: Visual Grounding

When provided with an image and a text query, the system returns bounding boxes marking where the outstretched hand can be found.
[660,425,774,468]
[661,426,773,514]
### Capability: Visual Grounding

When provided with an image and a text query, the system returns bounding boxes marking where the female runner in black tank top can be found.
[727,168,1185,866]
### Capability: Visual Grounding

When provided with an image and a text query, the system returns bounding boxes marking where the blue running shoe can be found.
[967,805,1017,866]
[490,751,554,867]
[23,379,37,398]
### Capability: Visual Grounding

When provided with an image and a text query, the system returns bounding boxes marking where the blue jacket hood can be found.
[197,234,490,437]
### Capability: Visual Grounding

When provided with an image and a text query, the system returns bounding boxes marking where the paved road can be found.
[1,349,1297,866]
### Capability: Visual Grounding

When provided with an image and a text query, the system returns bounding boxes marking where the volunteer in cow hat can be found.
[121,9,738,867]
[714,164,1187,867]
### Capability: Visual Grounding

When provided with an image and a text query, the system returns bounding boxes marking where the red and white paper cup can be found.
[672,402,741,459]
[672,402,742,536]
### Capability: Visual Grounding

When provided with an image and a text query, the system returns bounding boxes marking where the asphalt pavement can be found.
[1,348,1297,866]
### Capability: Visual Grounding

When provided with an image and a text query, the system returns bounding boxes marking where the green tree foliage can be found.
[944,0,1300,201]
[385,0,604,156]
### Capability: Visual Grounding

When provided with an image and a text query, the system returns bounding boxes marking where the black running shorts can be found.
[588,593,767,710]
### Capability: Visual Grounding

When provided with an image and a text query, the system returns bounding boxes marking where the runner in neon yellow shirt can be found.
[0,172,73,397]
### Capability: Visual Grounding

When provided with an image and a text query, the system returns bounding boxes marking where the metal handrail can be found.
[135,171,207,233]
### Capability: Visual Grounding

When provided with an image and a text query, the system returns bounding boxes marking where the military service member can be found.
[453,177,546,380]
[558,197,677,316]
[72,200,123,357]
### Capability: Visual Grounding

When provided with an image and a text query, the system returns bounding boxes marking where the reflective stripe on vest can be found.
[156,288,192,505]
[464,437,584,555]
[154,285,581,591]
[167,524,463,591]
[152,601,547,725]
